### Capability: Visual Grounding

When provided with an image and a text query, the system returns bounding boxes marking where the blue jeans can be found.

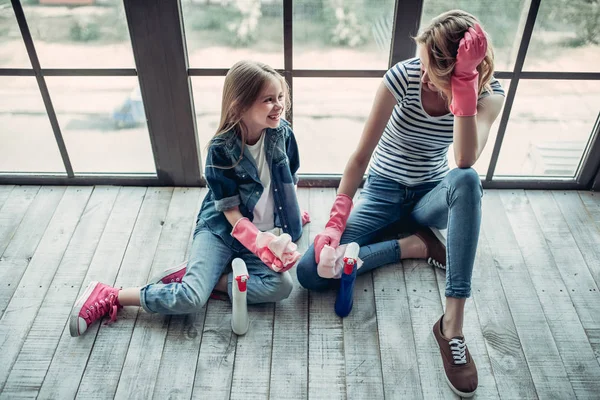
[296,168,482,298]
[140,223,293,314]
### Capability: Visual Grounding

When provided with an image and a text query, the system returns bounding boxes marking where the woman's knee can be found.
[296,251,321,290]
[447,168,482,200]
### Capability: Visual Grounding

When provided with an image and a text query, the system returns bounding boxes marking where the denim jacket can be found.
[198,119,303,248]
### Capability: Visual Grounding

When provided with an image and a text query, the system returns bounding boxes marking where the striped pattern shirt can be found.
[370,57,505,186]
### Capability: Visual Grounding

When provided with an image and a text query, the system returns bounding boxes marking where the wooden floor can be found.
[0,185,599,399]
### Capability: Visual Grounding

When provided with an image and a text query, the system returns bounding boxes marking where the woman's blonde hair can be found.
[414,10,494,106]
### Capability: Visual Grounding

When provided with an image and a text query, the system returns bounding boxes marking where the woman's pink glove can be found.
[231,218,284,272]
[449,24,488,117]
[314,193,353,263]
[301,210,311,226]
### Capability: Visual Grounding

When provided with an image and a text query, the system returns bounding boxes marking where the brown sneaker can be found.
[414,227,446,270]
[432,315,477,397]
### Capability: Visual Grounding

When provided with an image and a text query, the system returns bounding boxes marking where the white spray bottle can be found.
[231,258,250,335]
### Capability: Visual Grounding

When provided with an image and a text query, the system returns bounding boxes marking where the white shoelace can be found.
[449,338,467,365]
[427,257,446,270]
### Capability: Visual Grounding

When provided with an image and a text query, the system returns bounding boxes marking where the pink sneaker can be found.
[70,281,122,337]
[149,261,187,284]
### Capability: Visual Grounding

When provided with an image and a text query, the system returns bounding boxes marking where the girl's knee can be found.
[265,271,294,302]
[174,283,208,311]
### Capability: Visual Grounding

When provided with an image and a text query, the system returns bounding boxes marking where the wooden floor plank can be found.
[503,190,600,399]
[114,188,203,400]
[268,187,310,400]
[470,229,538,399]
[1,187,118,399]
[0,186,40,259]
[192,299,237,400]
[308,188,346,400]
[230,302,276,400]
[342,273,384,400]
[482,191,575,399]
[36,187,146,400]
[0,187,93,393]
[152,188,208,400]
[404,259,458,400]
[578,191,600,229]
[0,185,14,210]
[373,262,423,399]
[527,190,600,367]
[75,188,173,400]
[0,186,66,319]
[553,191,600,290]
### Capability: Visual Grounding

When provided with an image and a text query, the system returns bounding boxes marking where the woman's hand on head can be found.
[454,23,488,78]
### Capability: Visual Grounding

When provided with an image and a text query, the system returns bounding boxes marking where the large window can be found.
[1,0,599,188]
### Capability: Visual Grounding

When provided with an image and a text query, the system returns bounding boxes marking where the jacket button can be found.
[284,225,287,228]
[279,206,282,210]
[274,188,278,192]
[256,191,259,195]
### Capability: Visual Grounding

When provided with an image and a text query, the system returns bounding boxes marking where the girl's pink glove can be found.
[301,210,311,226]
[262,233,301,272]
[314,194,353,263]
[231,218,284,272]
[449,24,488,117]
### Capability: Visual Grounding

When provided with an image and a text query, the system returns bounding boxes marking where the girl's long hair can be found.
[209,60,290,169]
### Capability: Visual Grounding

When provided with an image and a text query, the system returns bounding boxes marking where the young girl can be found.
[70,60,306,337]
[296,10,505,398]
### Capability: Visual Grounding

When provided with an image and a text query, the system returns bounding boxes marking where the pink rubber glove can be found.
[264,233,301,272]
[301,210,311,226]
[449,24,488,117]
[231,218,284,272]
[317,244,364,279]
[314,193,353,263]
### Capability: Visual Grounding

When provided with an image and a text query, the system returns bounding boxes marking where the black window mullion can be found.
[11,0,74,177]
[485,0,541,181]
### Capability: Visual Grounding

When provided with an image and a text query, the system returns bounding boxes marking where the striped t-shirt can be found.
[370,57,505,186]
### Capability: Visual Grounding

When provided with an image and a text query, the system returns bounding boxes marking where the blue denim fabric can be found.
[140,222,294,314]
[199,119,302,247]
[296,167,483,298]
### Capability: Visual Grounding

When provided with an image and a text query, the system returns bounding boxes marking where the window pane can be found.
[45,77,155,174]
[420,1,528,71]
[0,77,66,173]
[495,80,600,177]
[447,79,510,175]
[190,76,224,153]
[0,1,30,68]
[294,0,395,69]
[20,1,134,68]
[294,78,380,173]
[523,0,600,72]
[182,0,283,69]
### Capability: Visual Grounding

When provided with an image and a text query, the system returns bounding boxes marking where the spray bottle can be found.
[231,258,250,335]
[334,242,360,318]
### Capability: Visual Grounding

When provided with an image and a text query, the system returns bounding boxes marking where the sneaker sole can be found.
[148,261,187,285]
[431,329,477,398]
[70,281,98,337]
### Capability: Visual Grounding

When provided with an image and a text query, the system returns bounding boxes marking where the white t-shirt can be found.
[246,131,275,231]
